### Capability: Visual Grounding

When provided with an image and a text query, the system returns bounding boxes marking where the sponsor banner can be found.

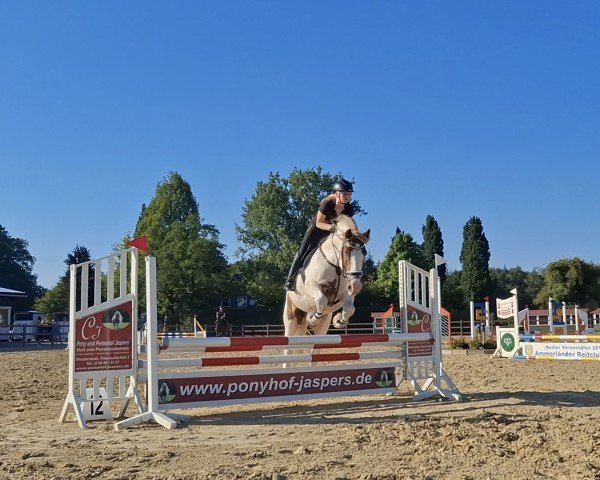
[74,300,134,373]
[496,297,515,319]
[521,342,600,361]
[157,365,396,405]
[406,305,433,358]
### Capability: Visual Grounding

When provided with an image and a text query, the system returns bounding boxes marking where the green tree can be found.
[534,258,600,308]
[525,268,545,308]
[34,281,68,317]
[421,215,446,284]
[374,229,427,300]
[35,246,92,316]
[441,270,465,311]
[134,172,230,323]
[0,224,43,300]
[459,216,490,301]
[490,266,530,305]
[235,167,365,305]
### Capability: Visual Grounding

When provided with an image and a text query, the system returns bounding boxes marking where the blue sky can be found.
[1,2,598,288]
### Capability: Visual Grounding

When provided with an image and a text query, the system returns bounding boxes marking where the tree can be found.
[441,270,465,311]
[0,224,43,300]
[421,215,446,284]
[534,258,600,308]
[524,269,545,308]
[134,172,230,322]
[235,167,365,305]
[459,217,490,301]
[35,245,92,316]
[374,229,427,300]
[489,266,533,307]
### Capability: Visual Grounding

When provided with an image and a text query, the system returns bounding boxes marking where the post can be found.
[114,256,180,431]
[510,288,519,335]
[548,297,554,333]
[485,298,491,336]
[469,301,475,340]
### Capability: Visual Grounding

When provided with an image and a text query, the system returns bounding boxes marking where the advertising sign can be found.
[158,366,396,406]
[521,342,600,361]
[74,300,134,373]
[406,305,433,357]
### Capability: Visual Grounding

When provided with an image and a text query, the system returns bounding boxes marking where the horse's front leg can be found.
[332,295,356,329]
[307,290,328,328]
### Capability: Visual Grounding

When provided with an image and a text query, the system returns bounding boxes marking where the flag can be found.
[127,236,149,253]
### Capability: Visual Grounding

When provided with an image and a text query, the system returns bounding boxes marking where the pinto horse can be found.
[283,215,370,336]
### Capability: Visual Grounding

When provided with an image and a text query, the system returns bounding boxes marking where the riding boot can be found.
[284,252,302,291]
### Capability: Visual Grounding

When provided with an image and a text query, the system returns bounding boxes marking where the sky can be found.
[1,1,599,289]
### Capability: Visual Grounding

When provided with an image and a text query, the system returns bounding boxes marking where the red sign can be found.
[406,305,433,358]
[158,367,396,405]
[74,301,134,373]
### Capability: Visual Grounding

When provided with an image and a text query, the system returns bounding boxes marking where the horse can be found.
[111,310,122,329]
[283,214,370,337]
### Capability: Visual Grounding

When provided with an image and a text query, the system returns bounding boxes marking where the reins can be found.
[317,229,366,304]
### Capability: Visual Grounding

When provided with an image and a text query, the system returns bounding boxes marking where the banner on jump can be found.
[405,305,433,357]
[157,366,396,406]
[74,300,134,373]
[496,297,515,319]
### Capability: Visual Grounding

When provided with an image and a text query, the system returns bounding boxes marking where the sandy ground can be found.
[1,346,600,480]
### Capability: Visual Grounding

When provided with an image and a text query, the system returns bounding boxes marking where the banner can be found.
[496,297,515,319]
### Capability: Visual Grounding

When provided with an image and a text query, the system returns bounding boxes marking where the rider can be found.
[284,178,356,291]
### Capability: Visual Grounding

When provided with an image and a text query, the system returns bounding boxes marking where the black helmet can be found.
[332,178,354,192]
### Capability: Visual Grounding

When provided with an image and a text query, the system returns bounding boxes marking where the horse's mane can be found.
[333,214,359,235]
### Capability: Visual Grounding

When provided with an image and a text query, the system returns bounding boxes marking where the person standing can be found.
[215,306,228,337]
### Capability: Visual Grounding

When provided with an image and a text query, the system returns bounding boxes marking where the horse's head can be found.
[338,224,370,296]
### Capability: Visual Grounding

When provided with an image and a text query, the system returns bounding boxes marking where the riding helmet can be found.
[332,178,354,192]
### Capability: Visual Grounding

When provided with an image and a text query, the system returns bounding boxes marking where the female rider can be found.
[284,178,355,291]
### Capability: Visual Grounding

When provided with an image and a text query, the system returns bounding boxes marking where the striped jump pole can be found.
[157,332,199,338]
[158,332,431,353]
[140,350,404,369]
[520,334,600,342]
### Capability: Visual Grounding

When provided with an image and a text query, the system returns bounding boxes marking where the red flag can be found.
[127,236,149,253]
[483,296,490,302]
[382,303,394,319]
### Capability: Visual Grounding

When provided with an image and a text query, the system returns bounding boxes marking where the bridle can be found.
[319,232,367,280]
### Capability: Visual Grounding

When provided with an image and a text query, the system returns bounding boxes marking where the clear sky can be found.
[1,1,598,289]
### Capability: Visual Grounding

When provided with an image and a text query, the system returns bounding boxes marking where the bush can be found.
[449,338,470,349]
[469,339,483,349]
[483,340,496,350]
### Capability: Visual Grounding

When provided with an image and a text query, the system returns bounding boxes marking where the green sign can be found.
[500,332,515,353]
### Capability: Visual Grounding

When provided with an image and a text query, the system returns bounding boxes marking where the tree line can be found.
[2,167,599,325]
